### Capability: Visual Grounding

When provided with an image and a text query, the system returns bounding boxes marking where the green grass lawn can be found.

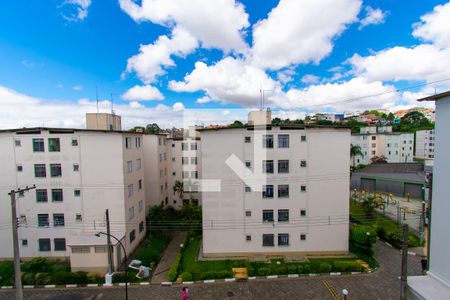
[178,236,367,281]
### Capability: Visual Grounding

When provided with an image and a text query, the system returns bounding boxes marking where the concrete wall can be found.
[86,113,121,131]
[415,129,435,160]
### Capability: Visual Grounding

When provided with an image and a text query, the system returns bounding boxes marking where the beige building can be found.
[0,127,146,273]
[86,112,122,131]
[200,111,350,258]
[415,129,435,160]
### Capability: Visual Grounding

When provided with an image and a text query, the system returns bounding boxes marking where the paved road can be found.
[151,232,187,284]
[0,241,421,300]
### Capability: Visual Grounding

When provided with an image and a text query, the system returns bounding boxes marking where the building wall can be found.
[201,127,350,257]
[86,113,121,131]
[415,129,435,160]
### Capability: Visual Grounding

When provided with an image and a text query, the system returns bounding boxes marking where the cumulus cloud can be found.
[301,74,321,84]
[359,6,387,29]
[73,85,83,91]
[121,85,164,101]
[251,0,362,70]
[172,102,185,112]
[123,27,197,84]
[60,0,91,21]
[169,57,281,106]
[412,1,450,48]
[196,96,212,104]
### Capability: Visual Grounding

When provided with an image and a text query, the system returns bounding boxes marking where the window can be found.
[301,185,307,192]
[278,160,289,173]
[74,189,81,197]
[138,200,143,212]
[262,134,274,148]
[158,137,163,146]
[172,143,175,148]
[301,135,306,142]
[182,157,189,165]
[262,210,274,223]
[262,185,274,198]
[139,221,144,233]
[278,210,289,222]
[371,143,376,148]
[34,164,46,177]
[33,138,45,152]
[182,143,188,150]
[300,160,307,168]
[50,164,62,177]
[36,189,48,202]
[135,137,141,148]
[159,154,162,162]
[129,229,136,244]
[75,214,82,221]
[245,161,251,168]
[48,138,60,152]
[71,246,90,253]
[191,171,198,179]
[278,185,289,198]
[300,234,306,241]
[127,161,132,173]
[245,210,251,217]
[182,171,189,179]
[136,159,142,170]
[190,143,198,150]
[246,235,251,242]
[128,184,133,197]
[138,179,142,190]
[95,246,107,253]
[72,139,78,146]
[262,234,274,246]
[387,143,390,148]
[245,136,251,143]
[263,160,274,173]
[128,206,135,221]
[38,214,49,227]
[173,172,176,176]
[164,153,167,160]
[22,239,28,247]
[191,157,198,165]
[15,139,21,147]
[54,238,66,251]
[300,209,306,217]
[53,214,65,227]
[125,137,132,149]
[372,151,376,155]
[52,189,63,202]
[17,165,23,172]
[73,164,79,172]
[278,134,289,148]
[39,239,51,252]
[371,136,376,141]
[278,233,289,246]
[172,157,176,162]
[245,185,251,192]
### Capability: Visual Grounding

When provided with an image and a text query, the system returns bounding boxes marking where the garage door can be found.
[404,183,423,199]
[361,178,376,191]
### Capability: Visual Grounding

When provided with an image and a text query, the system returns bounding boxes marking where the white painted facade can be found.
[408,93,450,299]
[415,129,435,160]
[0,128,146,273]
[200,121,350,257]
[351,126,414,166]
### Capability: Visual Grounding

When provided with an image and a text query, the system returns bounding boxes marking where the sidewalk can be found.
[151,231,186,283]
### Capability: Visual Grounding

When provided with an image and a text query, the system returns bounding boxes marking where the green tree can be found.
[173,180,184,200]
[145,123,161,134]
[230,120,244,128]
[362,196,377,217]
[271,117,282,126]
[350,144,364,168]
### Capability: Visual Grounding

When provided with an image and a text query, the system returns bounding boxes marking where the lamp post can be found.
[342,288,349,300]
[366,232,371,254]
[95,232,128,300]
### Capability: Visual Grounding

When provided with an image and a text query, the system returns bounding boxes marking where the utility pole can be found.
[400,224,409,300]
[8,185,35,300]
[106,209,114,274]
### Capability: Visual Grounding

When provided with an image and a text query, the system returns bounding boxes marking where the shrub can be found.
[0,262,14,286]
[275,266,287,275]
[72,271,89,285]
[287,265,298,274]
[318,263,332,273]
[168,254,181,282]
[34,273,52,285]
[297,265,304,274]
[180,272,192,282]
[21,272,35,285]
[257,267,270,276]
[302,264,311,274]
[22,257,50,273]
[375,226,387,240]
[199,271,230,280]
[52,272,73,285]
[333,261,363,272]
[87,272,103,283]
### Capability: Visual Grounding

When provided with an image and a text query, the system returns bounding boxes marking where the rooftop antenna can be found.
[259,88,263,110]
[261,89,273,111]
[110,93,115,115]
[95,86,99,113]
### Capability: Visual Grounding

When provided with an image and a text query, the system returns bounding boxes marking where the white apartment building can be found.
[351,126,414,166]
[200,111,350,258]
[415,129,435,160]
[0,126,146,273]
[408,91,450,299]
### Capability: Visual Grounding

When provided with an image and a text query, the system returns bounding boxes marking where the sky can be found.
[1,0,450,129]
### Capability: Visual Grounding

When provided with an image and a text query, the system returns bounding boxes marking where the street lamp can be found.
[366,232,371,254]
[342,288,349,300]
[95,232,128,300]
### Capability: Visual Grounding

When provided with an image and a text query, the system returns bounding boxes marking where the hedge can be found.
[168,254,182,282]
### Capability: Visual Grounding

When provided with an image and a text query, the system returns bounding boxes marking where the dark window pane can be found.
[54,238,66,251]
[33,138,45,152]
[50,164,62,177]
[34,164,46,178]
[53,214,65,227]
[262,185,274,198]
[278,135,289,148]
[278,209,289,222]
[278,233,289,246]
[278,160,289,173]
[262,135,274,148]
[38,214,49,227]
[278,185,289,198]
[263,160,274,173]
[48,138,60,152]
[36,189,48,202]
[262,234,274,246]
[262,210,274,222]
[39,239,51,252]
[52,189,63,202]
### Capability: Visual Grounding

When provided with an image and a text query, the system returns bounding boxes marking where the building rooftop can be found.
[0,127,143,135]
[354,163,424,174]
[197,124,351,132]
[417,90,450,101]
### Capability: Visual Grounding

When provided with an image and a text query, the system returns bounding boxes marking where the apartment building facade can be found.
[0,127,146,273]
[351,126,414,166]
[415,129,435,160]
[200,111,350,258]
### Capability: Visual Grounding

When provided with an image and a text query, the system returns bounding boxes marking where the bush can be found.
[52,272,73,285]
[375,226,387,240]
[200,270,231,280]
[180,272,192,282]
[0,262,14,286]
[350,225,377,246]
[386,230,403,248]
[302,264,311,274]
[287,265,298,274]
[333,261,363,272]
[257,267,270,276]
[72,271,89,285]
[168,254,181,282]
[275,266,287,275]
[34,273,52,285]
[112,272,137,283]
[22,257,50,273]
[22,272,35,285]
[318,263,332,273]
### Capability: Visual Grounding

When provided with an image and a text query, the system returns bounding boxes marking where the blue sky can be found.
[1,0,449,128]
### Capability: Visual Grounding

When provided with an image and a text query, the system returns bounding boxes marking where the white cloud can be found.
[277,67,296,84]
[169,57,280,106]
[73,85,83,91]
[121,85,164,101]
[123,27,198,84]
[301,74,320,84]
[21,60,36,68]
[359,6,387,29]
[412,1,450,48]
[119,0,249,52]
[251,0,362,70]
[129,101,144,108]
[196,96,212,104]
[172,102,185,112]
[61,0,91,21]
